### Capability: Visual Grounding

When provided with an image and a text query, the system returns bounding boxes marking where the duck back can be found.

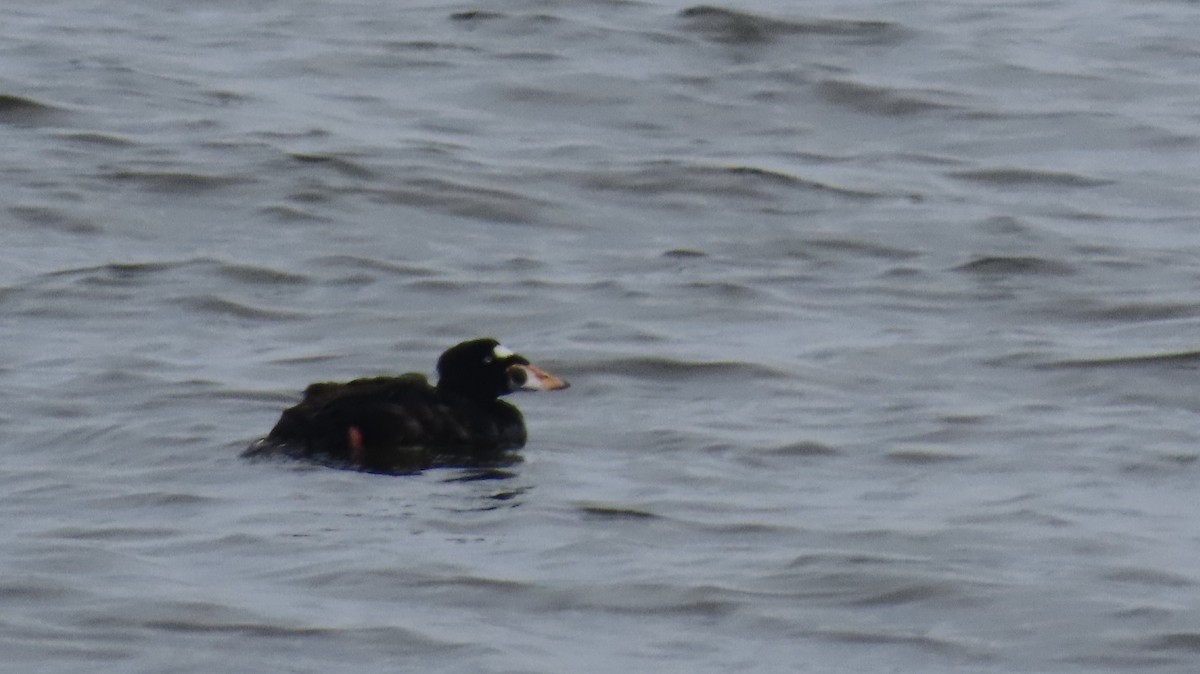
[257,373,527,473]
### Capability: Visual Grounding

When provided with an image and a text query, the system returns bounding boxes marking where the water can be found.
[3,1,1200,671]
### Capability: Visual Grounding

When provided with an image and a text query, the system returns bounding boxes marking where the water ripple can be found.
[9,205,101,235]
[577,160,883,200]
[567,356,789,382]
[816,79,960,116]
[678,6,900,45]
[0,93,66,126]
[365,177,550,225]
[954,255,1075,276]
[950,167,1114,188]
[105,169,250,193]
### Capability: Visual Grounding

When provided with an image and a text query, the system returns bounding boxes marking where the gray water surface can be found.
[3,1,1200,672]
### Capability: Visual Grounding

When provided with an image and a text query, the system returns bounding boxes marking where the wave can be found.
[954,255,1075,276]
[0,93,67,126]
[576,160,885,200]
[816,79,960,116]
[1045,350,1200,369]
[678,6,901,45]
[950,167,1114,188]
[105,169,250,193]
[567,356,790,382]
[181,295,306,321]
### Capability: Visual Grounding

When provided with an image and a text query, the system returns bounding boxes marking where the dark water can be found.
[4,1,1200,671]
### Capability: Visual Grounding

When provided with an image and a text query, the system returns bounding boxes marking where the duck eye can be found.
[483,355,494,364]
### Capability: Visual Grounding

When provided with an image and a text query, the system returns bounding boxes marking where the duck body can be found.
[245,338,568,473]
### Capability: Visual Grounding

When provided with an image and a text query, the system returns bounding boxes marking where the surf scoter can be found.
[245,338,569,473]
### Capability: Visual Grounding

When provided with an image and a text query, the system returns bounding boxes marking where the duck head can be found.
[436,338,569,401]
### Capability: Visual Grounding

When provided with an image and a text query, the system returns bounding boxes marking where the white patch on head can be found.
[492,344,515,359]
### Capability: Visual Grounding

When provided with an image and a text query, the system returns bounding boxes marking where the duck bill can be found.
[509,363,570,391]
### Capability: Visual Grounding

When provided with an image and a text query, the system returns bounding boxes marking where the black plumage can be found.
[244,338,568,473]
